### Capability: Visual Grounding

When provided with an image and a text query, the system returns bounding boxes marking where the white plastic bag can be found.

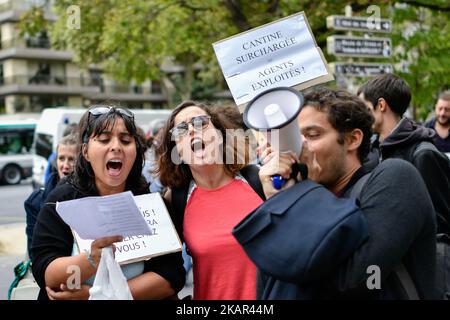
[89,246,133,300]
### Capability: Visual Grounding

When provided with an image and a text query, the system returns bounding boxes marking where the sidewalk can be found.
[0,223,26,300]
[0,223,26,256]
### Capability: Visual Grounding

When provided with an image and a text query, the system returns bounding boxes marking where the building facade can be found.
[0,0,168,114]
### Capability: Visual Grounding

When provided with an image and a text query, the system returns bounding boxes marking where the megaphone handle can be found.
[271,175,285,190]
[271,163,305,190]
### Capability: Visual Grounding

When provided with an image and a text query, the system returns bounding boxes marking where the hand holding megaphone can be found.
[258,150,298,198]
[244,87,304,190]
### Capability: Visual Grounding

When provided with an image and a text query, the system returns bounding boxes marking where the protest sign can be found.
[72,193,182,265]
[213,11,333,109]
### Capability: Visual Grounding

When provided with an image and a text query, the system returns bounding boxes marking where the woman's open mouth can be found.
[191,138,205,158]
[106,159,123,177]
[61,170,70,176]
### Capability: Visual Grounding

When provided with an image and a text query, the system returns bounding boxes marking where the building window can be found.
[89,70,104,92]
[132,84,142,94]
[30,95,68,111]
[151,81,162,94]
[0,64,3,85]
[26,31,50,49]
[29,63,51,84]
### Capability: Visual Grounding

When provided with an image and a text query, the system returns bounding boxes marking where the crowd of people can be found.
[14,73,450,300]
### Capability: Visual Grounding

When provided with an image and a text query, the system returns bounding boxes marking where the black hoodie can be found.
[381,117,436,156]
[380,117,450,236]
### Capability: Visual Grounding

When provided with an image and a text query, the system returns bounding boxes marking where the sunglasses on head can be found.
[83,106,135,143]
[88,105,134,120]
[170,115,211,138]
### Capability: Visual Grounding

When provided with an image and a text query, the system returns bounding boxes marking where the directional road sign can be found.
[327,36,392,58]
[330,62,393,77]
[327,15,392,33]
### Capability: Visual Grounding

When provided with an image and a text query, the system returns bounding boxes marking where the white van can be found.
[32,107,171,188]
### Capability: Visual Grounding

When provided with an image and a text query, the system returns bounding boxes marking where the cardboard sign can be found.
[213,12,333,109]
[74,193,182,265]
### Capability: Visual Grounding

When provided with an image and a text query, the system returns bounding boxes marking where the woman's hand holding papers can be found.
[89,235,123,268]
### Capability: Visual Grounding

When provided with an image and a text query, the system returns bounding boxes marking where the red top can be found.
[184,179,263,300]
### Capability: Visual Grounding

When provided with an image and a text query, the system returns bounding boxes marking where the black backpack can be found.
[24,188,46,260]
[350,169,450,300]
[170,164,265,242]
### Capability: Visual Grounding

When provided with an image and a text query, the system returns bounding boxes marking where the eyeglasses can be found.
[88,105,134,121]
[170,115,211,138]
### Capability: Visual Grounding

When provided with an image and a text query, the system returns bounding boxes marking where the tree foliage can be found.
[18,1,450,118]
[391,2,450,120]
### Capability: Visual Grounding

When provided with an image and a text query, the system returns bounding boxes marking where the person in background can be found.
[425,91,450,153]
[358,74,450,236]
[25,133,79,260]
[137,126,154,184]
[43,123,78,186]
[157,101,265,300]
[31,106,185,300]
[141,122,166,195]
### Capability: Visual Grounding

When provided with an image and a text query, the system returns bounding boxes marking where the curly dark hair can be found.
[157,101,248,189]
[303,87,374,163]
[71,106,148,195]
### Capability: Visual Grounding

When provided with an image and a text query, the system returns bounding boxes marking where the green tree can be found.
[391,1,450,120]
[19,1,449,117]
[18,0,357,104]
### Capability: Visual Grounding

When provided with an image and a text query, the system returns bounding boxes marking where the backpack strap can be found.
[413,141,438,158]
[393,264,420,300]
[171,185,189,243]
[239,165,266,201]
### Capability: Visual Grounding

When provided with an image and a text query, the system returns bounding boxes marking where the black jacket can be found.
[25,171,60,259]
[233,159,438,299]
[31,181,186,300]
[380,117,450,236]
[232,180,370,299]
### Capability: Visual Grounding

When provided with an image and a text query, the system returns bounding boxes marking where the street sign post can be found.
[330,62,393,77]
[327,36,392,58]
[326,7,393,83]
[326,15,392,33]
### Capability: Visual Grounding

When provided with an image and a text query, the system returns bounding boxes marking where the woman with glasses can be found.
[157,101,264,300]
[31,106,185,300]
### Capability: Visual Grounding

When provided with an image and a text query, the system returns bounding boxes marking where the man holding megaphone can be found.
[233,87,437,300]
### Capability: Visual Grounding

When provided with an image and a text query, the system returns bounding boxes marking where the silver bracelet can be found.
[84,249,97,268]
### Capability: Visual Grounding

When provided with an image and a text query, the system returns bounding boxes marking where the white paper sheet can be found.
[56,191,151,240]
[74,193,182,264]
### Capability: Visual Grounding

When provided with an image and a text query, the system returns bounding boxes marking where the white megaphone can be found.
[243,87,304,189]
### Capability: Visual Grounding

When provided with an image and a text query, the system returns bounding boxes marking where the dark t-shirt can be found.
[424,118,450,153]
